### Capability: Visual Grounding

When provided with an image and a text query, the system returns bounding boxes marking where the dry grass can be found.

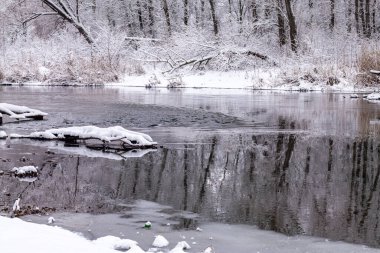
[357,45,380,85]
[358,46,380,72]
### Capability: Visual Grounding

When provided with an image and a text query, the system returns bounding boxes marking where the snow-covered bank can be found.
[115,71,379,92]
[14,70,380,92]
[0,216,118,253]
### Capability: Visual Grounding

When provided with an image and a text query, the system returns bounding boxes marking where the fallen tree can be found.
[0,103,48,125]
[8,126,157,150]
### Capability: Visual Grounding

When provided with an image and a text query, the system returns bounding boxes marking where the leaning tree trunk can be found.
[284,0,298,52]
[41,0,95,44]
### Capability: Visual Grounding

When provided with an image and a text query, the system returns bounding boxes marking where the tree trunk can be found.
[136,0,144,31]
[355,0,360,33]
[360,0,366,35]
[208,0,218,36]
[308,0,313,27]
[252,1,258,22]
[347,0,353,33]
[365,0,371,37]
[277,0,286,46]
[330,0,335,31]
[184,0,189,26]
[147,0,155,37]
[161,0,171,35]
[373,0,377,34]
[284,0,298,52]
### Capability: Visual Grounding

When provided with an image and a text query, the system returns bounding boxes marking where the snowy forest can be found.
[1,0,380,86]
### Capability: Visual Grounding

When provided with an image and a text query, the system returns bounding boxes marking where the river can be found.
[1,86,380,252]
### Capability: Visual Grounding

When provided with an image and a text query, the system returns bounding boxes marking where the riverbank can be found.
[2,69,379,93]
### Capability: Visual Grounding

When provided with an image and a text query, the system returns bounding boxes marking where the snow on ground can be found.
[10,126,156,146]
[108,70,378,92]
[0,103,48,119]
[0,216,119,253]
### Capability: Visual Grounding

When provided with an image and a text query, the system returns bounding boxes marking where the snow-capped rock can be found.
[152,235,169,248]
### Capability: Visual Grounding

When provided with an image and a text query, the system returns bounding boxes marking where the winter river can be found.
[1,86,380,252]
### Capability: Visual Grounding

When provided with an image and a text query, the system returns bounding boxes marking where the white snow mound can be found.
[94,236,138,251]
[152,235,169,248]
[169,241,191,253]
[0,131,7,138]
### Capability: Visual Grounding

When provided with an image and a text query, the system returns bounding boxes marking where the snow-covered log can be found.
[366,93,380,100]
[11,166,38,177]
[0,103,48,123]
[10,126,157,149]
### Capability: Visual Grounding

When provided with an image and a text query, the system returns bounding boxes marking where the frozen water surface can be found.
[1,87,380,251]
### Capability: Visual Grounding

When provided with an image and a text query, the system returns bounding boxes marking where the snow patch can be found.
[0,131,7,138]
[0,216,121,253]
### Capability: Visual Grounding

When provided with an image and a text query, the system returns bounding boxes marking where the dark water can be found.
[1,87,380,248]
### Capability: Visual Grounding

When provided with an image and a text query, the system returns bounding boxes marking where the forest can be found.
[1,0,380,86]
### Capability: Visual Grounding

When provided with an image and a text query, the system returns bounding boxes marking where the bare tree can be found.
[284,0,297,52]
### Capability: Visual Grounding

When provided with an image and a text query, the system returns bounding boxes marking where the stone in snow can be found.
[152,235,169,248]
[350,94,359,98]
[196,227,203,232]
[144,221,152,228]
